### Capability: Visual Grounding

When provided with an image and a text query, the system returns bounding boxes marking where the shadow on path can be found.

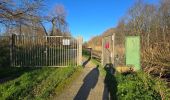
[103,63,118,100]
[82,57,91,67]
[74,65,99,100]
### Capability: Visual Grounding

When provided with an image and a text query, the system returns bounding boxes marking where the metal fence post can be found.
[77,36,82,66]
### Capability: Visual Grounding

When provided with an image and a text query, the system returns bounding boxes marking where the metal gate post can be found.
[77,36,82,66]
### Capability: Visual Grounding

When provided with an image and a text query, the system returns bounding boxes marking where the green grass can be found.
[0,66,82,100]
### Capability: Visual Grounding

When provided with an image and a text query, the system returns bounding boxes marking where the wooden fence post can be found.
[77,36,82,66]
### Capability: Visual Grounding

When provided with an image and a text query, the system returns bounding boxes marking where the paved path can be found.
[55,57,109,100]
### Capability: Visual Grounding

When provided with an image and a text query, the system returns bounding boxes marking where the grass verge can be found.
[0,66,82,100]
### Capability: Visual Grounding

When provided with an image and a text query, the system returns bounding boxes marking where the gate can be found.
[102,34,115,66]
[11,35,82,67]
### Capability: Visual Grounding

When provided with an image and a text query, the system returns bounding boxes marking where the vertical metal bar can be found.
[31,36,33,67]
[11,34,15,67]
[61,37,63,66]
[10,35,13,67]
[12,35,14,67]
[53,37,55,66]
[52,37,53,66]
[26,36,28,66]
[72,38,74,66]
[65,37,66,66]
[67,37,69,66]
[77,38,78,66]
[35,37,37,66]
[18,36,19,66]
[21,36,23,67]
[21,36,24,66]
[49,37,51,66]
[32,36,34,66]
[65,38,67,66]
[15,36,17,66]
[65,38,66,66]
[18,36,20,66]
[28,36,32,66]
[16,36,19,66]
[52,37,54,66]
[28,36,30,66]
[17,36,19,66]
[51,37,52,66]
[37,37,39,66]
[59,37,61,66]
[22,36,24,66]
[17,36,20,66]
[30,36,31,67]
[60,37,62,66]
[68,38,70,66]
[76,38,78,66]
[19,35,22,66]
[66,37,68,66]
[37,37,38,66]
[63,38,65,66]
[20,35,22,67]
[38,37,40,66]
[35,36,37,66]
[23,36,25,66]
[27,36,29,66]
[46,36,47,66]
[54,37,55,66]
[50,37,52,66]
[73,38,75,66]
[41,37,43,66]
[56,37,57,66]
[67,38,69,66]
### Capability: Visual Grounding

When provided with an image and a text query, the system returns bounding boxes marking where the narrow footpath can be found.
[55,57,109,100]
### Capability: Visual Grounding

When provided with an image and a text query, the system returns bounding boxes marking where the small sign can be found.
[63,39,70,45]
[105,42,109,49]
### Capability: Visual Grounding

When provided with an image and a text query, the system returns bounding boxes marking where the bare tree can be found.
[0,0,44,35]
[40,4,69,36]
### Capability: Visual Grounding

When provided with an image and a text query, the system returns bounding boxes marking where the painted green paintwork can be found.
[125,36,141,70]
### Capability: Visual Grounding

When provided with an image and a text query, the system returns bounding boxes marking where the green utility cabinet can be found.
[125,36,141,70]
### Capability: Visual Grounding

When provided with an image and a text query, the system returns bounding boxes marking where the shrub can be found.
[106,71,170,100]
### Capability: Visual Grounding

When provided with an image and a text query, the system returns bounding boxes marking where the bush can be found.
[106,71,170,100]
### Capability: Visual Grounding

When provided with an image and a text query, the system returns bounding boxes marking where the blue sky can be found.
[45,0,159,41]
